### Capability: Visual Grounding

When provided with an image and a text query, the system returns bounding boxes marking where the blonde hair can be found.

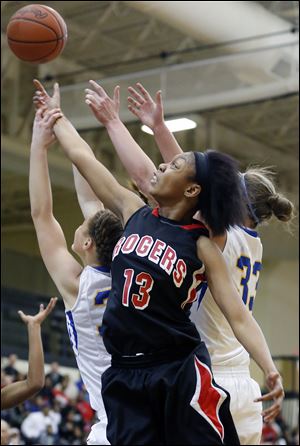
[244,166,294,225]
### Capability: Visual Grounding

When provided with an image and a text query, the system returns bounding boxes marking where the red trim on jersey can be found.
[152,207,208,231]
[193,357,225,440]
[152,207,159,217]
[180,223,207,230]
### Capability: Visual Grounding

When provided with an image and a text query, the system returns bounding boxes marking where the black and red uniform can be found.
[102,205,239,445]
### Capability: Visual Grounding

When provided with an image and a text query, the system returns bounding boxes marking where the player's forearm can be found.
[228,310,277,376]
[153,122,183,163]
[29,145,53,219]
[54,116,128,219]
[26,322,45,391]
[72,165,103,219]
[105,118,156,196]
[54,115,91,160]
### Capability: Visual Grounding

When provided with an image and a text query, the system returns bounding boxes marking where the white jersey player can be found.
[66,265,112,445]
[30,92,123,445]
[190,224,263,445]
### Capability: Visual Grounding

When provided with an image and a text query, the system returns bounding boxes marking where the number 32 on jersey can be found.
[237,256,262,312]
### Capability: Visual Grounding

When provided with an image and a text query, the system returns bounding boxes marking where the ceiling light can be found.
[141,118,197,135]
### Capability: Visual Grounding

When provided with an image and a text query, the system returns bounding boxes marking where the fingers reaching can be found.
[43,108,63,125]
[17,310,26,323]
[128,104,141,118]
[113,85,120,105]
[128,86,145,105]
[136,83,151,101]
[53,82,60,102]
[128,96,141,110]
[89,80,107,98]
[155,90,162,107]
[33,79,48,96]
[43,297,58,316]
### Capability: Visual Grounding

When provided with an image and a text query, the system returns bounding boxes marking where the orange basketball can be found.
[6,4,67,64]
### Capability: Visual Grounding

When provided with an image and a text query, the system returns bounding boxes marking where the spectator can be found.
[71,426,85,445]
[38,376,54,404]
[52,376,70,408]
[45,362,63,387]
[76,391,94,426]
[7,427,23,445]
[20,402,60,445]
[3,355,19,382]
[60,375,78,400]
[1,419,11,446]
[1,371,13,389]
[39,425,57,445]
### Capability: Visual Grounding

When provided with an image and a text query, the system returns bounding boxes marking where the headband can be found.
[194,151,208,190]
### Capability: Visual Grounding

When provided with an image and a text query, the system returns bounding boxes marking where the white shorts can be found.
[213,366,263,445]
[87,417,110,445]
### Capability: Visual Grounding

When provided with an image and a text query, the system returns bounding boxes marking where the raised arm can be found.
[197,236,284,422]
[127,83,183,163]
[30,107,82,308]
[34,79,144,225]
[52,111,144,225]
[72,165,104,219]
[33,79,103,219]
[1,298,57,410]
[84,81,156,199]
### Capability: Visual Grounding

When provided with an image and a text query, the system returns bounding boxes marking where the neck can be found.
[243,216,257,229]
[158,202,196,223]
[82,252,100,268]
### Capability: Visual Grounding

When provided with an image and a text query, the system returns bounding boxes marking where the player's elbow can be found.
[27,377,45,394]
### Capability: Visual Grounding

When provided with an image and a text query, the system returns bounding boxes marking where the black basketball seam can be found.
[15,39,60,63]
[8,17,61,39]
[8,36,65,44]
[43,6,65,39]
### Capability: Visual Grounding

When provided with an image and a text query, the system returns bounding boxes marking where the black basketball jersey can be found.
[102,205,209,356]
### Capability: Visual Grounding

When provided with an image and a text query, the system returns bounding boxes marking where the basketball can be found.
[6,4,67,64]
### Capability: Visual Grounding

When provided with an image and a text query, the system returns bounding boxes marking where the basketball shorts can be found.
[87,416,110,445]
[101,343,240,445]
[213,366,263,445]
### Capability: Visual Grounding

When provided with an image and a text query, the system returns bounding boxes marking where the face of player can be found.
[71,219,90,255]
[148,152,198,205]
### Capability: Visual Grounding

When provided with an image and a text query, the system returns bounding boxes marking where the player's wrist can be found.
[152,121,166,133]
[104,116,122,129]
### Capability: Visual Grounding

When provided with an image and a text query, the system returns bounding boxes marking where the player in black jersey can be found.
[34,80,283,446]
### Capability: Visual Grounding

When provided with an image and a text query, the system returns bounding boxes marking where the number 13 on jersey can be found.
[122,269,154,310]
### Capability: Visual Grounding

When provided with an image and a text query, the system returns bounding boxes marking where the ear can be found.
[184,183,201,199]
[83,238,93,250]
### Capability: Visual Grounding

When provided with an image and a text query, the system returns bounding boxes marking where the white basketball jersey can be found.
[65,265,111,416]
[190,226,263,367]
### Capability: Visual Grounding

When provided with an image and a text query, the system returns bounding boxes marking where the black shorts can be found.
[101,343,240,445]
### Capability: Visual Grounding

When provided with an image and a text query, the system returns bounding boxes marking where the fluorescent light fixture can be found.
[141,118,197,135]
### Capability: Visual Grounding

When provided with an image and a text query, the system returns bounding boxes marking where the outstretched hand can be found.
[254,371,285,423]
[18,297,58,326]
[127,83,164,130]
[31,107,62,149]
[85,80,120,126]
[33,79,61,111]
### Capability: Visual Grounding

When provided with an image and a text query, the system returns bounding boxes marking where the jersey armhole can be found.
[123,204,150,230]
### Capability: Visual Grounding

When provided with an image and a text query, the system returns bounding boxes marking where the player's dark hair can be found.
[193,149,247,236]
[243,166,294,226]
[88,210,123,267]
